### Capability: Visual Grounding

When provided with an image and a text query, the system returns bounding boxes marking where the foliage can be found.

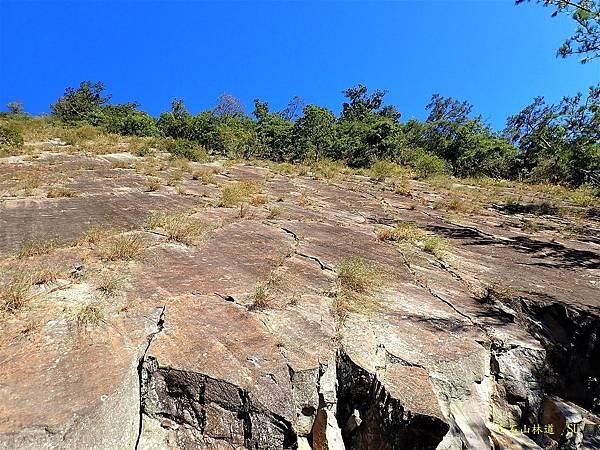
[41,79,599,188]
[0,125,24,151]
[517,0,599,63]
[51,81,111,123]
[6,101,24,115]
[504,85,600,185]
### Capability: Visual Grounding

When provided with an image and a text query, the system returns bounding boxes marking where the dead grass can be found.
[433,196,471,213]
[250,283,269,309]
[144,177,161,192]
[101,233,147,261]
[250,195,268,206]
[192,168,217,184]
[377,222,448,259]
[217,180,262,207]
[16,237,59,259]
[369,160,409,181]
[1,273,31,312]
[333,257,381,321]
[310,159,349,179]
[78,226,116,246]
[266,206,281,219]
[422,236,447,259]
[75,303,104,328]
[145,211,206,245]
[46,186,78,198]
[31,267,60,285]
[569,184,598,207]
[96,271,125,297]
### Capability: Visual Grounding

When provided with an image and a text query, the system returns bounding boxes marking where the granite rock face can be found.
[1,150,599,449]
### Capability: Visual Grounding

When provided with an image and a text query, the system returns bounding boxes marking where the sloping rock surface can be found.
[1,151,599,449]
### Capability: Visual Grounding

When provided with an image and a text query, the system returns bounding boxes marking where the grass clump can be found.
[0,124,24,154]
[76,303,104,328]
[422,236,447,259]
[250,283,269,309]
[47,186,78,198]
[569,184,598,207]
[144,177,161,192]
[310,158,349,179]
[217,180,262,207]
[433,196,470,213]
[96,272,124,296]
[16,237,59,259]
[159,138,209,162]
[1,273,31,312]
[31,267,60,285]
[145,211,205,245]
[192,167,217,184]
[78,226,115,246]
[369,160,408,181]
[333,257,381,321]
[266,205,281,219]
[377,222,448,259]
[101,233,147,261]
[377,222,426,243]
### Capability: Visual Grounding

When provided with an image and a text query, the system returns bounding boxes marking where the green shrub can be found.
[0,125,24,151]
[100,104,159,137]
[399,148,448,178]
[158,138,209,162]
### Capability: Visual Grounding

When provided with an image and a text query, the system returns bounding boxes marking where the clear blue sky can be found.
[0,1,598,129]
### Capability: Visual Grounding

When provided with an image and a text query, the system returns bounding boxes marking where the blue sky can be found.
[0,1,598,129]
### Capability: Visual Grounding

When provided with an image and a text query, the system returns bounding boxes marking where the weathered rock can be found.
[1,153,599,449]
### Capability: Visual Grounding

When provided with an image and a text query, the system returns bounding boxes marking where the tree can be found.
[293,105,337,161]
[504,85,600,184]
[279,96,305,122]
[101,103,159,137]
[6,101,24,115]
[51,81,111,123]
[516,0,600,63]
[252,99,294,161]
[341,84,387,120]
[212,93,245,118]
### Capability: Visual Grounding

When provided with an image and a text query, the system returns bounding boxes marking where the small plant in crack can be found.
[266,205,281,219]
[377,222,449,260]
[46,186,79,198]
[250,283,269,309]
[333,257,382,322]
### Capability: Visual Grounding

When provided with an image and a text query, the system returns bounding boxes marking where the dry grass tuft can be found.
[101,234,147,261]
[47,186,78,198]
[31,267,60,285]
[250,283,269,309]
[144,177,162,192]
[250,195,268,206]
[75,303,104,328]
[377,222,448,259]
[16,237,59,259]
[266,206,282,219]
[96,271,125,296]
[333,257,381,322]
[145,211,206,245]
[1,273,31,312]
[78,226,115,246]
[192,168,217,184]
[218,180,262,207]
